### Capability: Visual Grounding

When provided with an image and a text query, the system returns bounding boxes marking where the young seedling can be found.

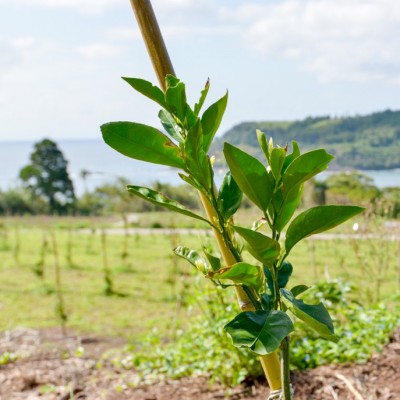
[101,229,114,296]
[34,230,48,278]
[50,232,68,337]
[101,76,363,399]
[13,226,21,267]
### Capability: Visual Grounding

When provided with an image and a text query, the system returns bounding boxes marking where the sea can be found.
[1,139,400,196]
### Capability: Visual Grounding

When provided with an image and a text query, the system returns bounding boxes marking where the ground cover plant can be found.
[101,75,364,399]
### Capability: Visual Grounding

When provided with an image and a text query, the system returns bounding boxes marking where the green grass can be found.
[0,214,398,339]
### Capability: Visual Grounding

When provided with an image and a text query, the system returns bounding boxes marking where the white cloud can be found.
[222,0,400,83]
[77,43,123,60]
[0,0,124,14]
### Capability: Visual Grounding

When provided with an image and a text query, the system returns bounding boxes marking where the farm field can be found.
[0,213,399,399]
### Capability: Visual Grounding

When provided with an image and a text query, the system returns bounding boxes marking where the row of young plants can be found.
[101,75,364,398]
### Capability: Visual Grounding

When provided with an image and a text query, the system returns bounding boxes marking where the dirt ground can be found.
[0,327,399,400]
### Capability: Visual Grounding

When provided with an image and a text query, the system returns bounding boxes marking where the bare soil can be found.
[1,327,399,400]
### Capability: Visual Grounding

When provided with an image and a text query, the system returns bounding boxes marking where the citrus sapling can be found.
[101,76,363,399]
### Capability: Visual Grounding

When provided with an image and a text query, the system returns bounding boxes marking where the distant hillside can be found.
[214,110,400,170]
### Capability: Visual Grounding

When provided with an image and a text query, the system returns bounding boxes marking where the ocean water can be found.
[0,139,226,195]
[1,139,400,195]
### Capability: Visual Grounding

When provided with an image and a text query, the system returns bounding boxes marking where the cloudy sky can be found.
[1,0,400,142]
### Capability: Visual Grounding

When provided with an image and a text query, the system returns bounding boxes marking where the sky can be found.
[1,0,400,142]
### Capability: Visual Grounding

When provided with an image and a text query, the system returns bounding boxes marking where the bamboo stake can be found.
[128,0,282,391]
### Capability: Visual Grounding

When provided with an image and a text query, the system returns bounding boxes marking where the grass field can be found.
[0,212,399,340]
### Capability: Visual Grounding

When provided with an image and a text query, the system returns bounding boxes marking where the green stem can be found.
[281,336,292,400]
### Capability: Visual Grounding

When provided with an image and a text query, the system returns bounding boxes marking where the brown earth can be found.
[0,327,399,400]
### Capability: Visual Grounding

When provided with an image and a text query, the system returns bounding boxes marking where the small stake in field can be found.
[50,232,68,338]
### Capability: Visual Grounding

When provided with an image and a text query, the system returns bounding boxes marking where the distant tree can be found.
[325,171,380,205]
[19,139,76,214]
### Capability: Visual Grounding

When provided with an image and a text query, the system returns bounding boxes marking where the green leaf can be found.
[165,77,187,121]
[122,77,167,109]
[264,261,293,293]
[194,78,210,116]
[183,120,212,189]
[101,121,185,169]
[224,143,273,212]
[274,183,303,231]
[270,147,286,181]
[290,285,309,297]
[126,185,213,226]
[280,288,338,342]
[285,205,364,253]
[201,91,228,152]
[282,149,333,195]
[224,310,294,355]
[158,109,182,143]
[233,225,280,266]
[203,250,221,272]
[174,246,209,274]
[256,130,270,162]
[211,262,265,290]
[261,294,273,311]
[178,173,201,191]
[218,172,243,220]
[282,141,300,173]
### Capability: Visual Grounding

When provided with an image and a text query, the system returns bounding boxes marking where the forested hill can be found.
[215,110,400,170]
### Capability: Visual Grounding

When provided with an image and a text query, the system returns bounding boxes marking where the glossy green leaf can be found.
[174,246,209,274]
[261,294,273,311]
[122,77,167,109]
[280,288,338,342]
[218,172,243,220]
[211,262,264,290]
[233,225,280,266]
[282,149,333,195]
[256,130,270,162]
[264,261,293,293]
[178,173,201,190]
[126,185,213,226]
[285,205,364,253]
[224,310,294,355]
[165,77,187,121]
[290,285,309,297]
[183,120,212,189]
[270,147,286,181]
[101,122,185,169]
[194,78,210,116]
[201,91,228,152]
[274,183,303,231]
[158,109,182,143]
[224,143,273,212]
[282,141,300,172]
[203,250,221,272]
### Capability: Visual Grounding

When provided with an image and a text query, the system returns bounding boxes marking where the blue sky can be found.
[1,0,400,142]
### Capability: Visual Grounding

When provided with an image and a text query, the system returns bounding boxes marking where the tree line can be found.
[213,109,400,170]
[1,138,400,217]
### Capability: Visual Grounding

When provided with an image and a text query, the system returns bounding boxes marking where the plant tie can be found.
[268,385,294,400]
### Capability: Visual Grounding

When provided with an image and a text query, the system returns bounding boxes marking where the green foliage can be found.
[19,139,76,215]
[115,286,263,386]
[325,171,380,205]
[290,281,400,369]
[224,310,294,355]
[101,75,364,395]
[215,109,400,170]
[285,205,364,253]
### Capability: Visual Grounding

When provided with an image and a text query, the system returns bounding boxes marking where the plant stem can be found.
[281,336,292,400]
